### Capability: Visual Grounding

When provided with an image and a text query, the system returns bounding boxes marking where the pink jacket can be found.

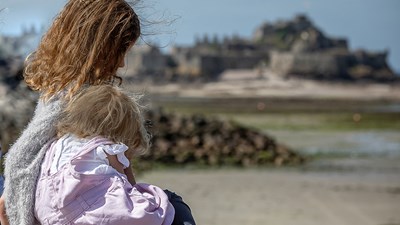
[35,137,175,225]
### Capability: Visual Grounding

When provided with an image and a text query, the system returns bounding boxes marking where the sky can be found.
[0,0,399,73]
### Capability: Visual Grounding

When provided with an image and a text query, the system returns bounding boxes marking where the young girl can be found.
[1,0,195,224]
[35,85,174,225]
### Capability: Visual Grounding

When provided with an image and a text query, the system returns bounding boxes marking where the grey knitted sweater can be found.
[3,96,63,225]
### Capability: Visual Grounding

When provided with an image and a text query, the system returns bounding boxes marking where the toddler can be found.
[34,85,175,225]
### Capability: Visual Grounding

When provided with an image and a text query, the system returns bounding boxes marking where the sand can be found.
[139,168,400,225]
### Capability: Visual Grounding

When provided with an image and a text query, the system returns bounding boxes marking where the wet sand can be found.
[139,168,400,225]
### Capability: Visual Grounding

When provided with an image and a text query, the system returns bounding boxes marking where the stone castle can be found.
[126,14,397,82]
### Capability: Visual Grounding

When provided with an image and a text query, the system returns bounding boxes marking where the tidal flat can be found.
[141,96,400,225]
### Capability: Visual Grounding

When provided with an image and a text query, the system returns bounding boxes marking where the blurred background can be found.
[0,0,399,225]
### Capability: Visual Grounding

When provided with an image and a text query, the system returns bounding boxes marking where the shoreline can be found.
[124,77,400,103]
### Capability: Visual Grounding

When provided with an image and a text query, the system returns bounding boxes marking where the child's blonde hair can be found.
[24,0,141,100]
[57,85,149,157]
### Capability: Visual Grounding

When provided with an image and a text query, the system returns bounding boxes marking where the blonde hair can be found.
[57,85,149,157]
[24,0,141,100]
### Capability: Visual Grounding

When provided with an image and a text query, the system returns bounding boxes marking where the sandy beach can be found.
[140,167,400,225]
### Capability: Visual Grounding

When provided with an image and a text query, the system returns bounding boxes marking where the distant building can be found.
[170,36,267,80]
[123,45,167,76]
[263,15,395,81]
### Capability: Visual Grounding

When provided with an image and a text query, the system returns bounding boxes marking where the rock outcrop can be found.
[143,109,303,168]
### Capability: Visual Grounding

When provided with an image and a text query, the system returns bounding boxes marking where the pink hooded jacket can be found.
[35,137,175,225]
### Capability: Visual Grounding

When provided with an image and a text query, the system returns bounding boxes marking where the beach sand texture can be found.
[140,169,400,225]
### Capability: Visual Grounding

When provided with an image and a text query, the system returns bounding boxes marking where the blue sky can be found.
[1,0,399,72]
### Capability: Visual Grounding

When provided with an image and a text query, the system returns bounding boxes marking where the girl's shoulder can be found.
[35,92,64,113]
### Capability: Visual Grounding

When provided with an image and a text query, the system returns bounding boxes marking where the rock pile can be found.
[142,109,304,167]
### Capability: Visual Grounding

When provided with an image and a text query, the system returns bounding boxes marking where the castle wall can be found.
[270,51,349,79]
